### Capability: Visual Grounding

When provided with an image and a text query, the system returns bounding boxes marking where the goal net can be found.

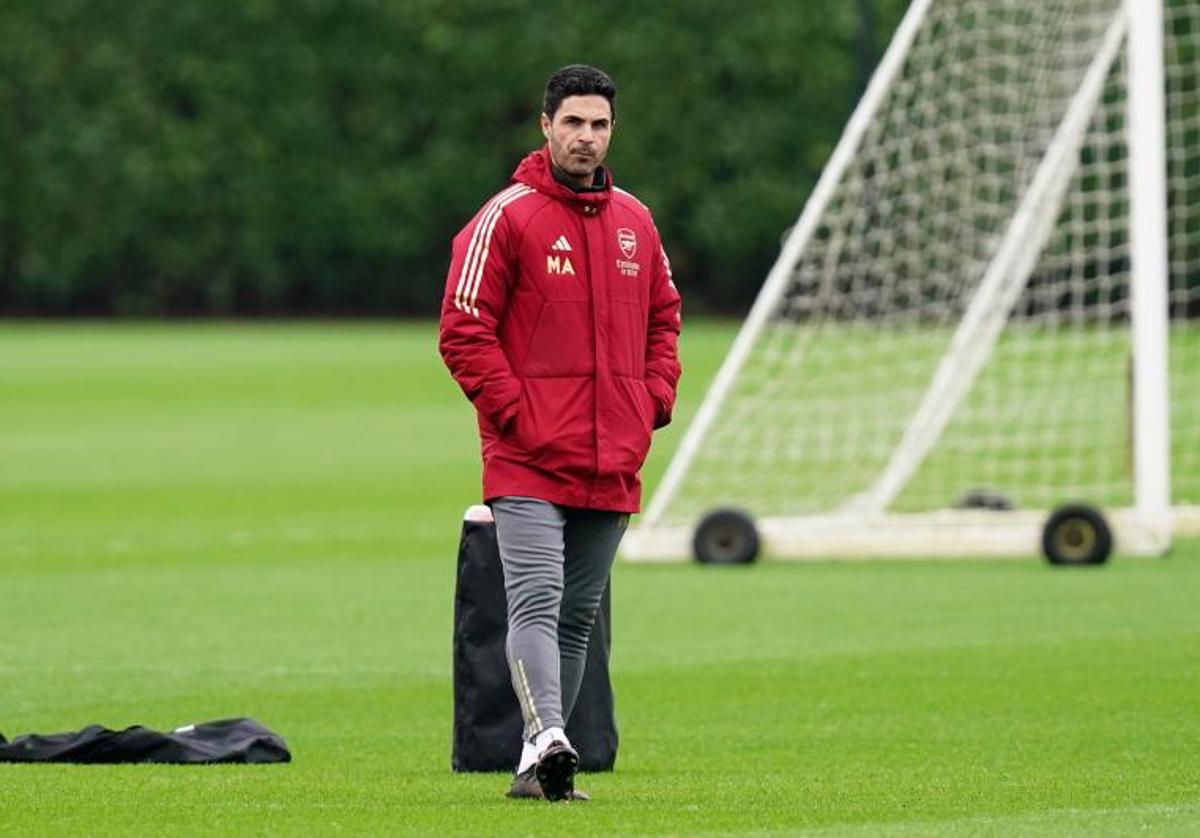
[626,0,1200,560]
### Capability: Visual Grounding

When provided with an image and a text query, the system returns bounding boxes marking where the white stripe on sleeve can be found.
[463,186,533,317]
[454,184,526,313]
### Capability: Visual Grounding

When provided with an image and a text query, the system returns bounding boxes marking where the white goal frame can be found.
[626,0,1199,561]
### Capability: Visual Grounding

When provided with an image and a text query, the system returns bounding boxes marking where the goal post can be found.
[626,0,1200,561]
[1127,0,1172,544]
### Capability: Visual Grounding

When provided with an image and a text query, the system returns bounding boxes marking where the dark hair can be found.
[542,64,616,120]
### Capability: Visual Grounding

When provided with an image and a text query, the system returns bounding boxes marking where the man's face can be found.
[541,95,613,187]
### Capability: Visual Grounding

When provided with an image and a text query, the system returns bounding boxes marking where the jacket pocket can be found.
[609,301,648,378]
[506,385,542,457]
[519,376,594,475]
[607,376,654,474]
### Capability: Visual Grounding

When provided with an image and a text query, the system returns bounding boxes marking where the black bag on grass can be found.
[451,512,617,772]
[0,717,290,764]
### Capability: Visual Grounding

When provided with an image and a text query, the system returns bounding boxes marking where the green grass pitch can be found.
[1,321,1197,835]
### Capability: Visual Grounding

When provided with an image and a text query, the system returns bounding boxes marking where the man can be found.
[439,64,681,802]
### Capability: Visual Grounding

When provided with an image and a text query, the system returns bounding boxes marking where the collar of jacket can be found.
[511,146,611,214]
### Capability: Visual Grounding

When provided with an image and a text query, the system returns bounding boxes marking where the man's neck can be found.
[551,162,606,193]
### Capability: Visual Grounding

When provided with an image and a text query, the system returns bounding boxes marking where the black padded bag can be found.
[451,518,617,772]
[0,717,290,764]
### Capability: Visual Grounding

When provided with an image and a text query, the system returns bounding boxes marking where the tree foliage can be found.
[0,0,907,315]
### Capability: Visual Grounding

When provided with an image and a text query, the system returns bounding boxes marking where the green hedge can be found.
[0,1,903,315]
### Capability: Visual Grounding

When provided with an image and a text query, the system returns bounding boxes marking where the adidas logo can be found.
[551,235,572,252]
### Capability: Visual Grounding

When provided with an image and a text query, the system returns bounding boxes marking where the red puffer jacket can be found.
[439,147,682,513]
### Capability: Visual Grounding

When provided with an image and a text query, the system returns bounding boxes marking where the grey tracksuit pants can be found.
[491,496,627,741]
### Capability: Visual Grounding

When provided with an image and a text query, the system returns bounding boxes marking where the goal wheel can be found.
[693,508,760,564]
[1042,504,1112,566]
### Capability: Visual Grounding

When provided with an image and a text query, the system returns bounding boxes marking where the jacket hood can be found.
[512,147,611,209]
